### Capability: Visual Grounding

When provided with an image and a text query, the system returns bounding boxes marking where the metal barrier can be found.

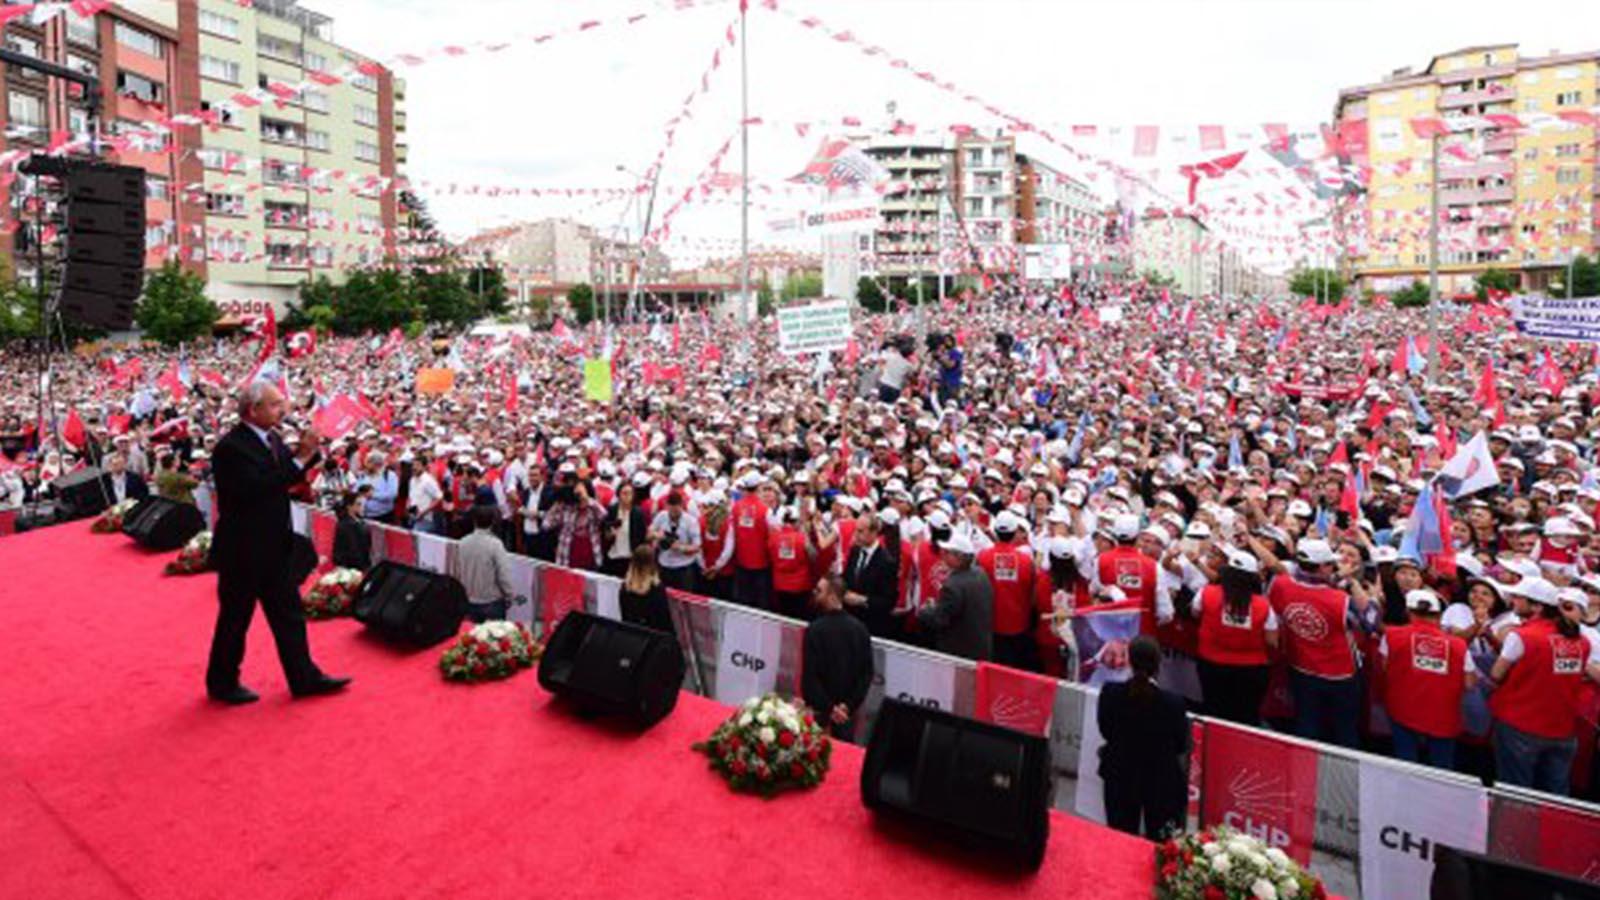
[283,503,1600,900]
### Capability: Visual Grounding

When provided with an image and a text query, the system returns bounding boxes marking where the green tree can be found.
[333,268,416,334]
[134,261,217,346]
[780,272,823,302]
[1289,268,1346,304]
[0,263,40,342]
[567,283,596,324]
[527,292,552,323]
[412,268,480,330]
[1474,267,1518,301]
[1566,255,1600,298]
[856,277,886,313]
[1391,280,1432,308]
[467,266,509,316]
[1141,269,1176,289]
[756,281,775,318]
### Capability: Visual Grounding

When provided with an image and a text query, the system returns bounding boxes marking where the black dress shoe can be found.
[291,675,352,698]
[208,685,260,705]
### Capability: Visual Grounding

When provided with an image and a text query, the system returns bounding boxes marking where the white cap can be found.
[1046,506,1072,525]
[1297,539,1337,565]
[994,511,1022,533]
[1109,514,1141,541]
[1544,517,1582,538]
[1497,556,1543,580]
[1405,589,1443,613]
[1184,521,1212,539]
[926,509,952,529]
[1048,536,1080,559]
[1223,547,1259,574]
[1511,577,1560,606]
[1287,499,1314,519]
[940,532,977,555]
[1554,587,1589,608]
[878,507,902,526]
[1370,545,1399,565]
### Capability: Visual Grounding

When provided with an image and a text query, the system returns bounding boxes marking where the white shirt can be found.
[409,471,442,515]
[650,509,701,570]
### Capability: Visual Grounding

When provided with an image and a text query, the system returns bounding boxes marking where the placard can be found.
[777,300,852,355]
[1511,295,1600,342]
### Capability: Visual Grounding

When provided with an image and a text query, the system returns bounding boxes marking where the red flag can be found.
[1329,441,1348,467]
[671,320,681,354]
[156,363,188,401]
[1339,472,1361,519]
[1535,350,1567,395]
[62,408,88,449]
[107,414,131,436]
[504,367,518,412]
[287,329,316,358]
[311,394,367,440]
[974,663,1057,737]
[383,529,417,567]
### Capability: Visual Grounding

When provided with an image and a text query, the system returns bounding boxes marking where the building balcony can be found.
[1441,184,1513,205]
[1442,159,1513,180]
[1439,64,1515,85]
[1484,134,1517,154]
[1438,87,1513,109]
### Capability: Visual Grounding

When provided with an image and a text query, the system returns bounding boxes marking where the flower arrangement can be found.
[90,499,140,533]
[303,567,365,619]
[1155,827,1326,900]
[693,693,831,797]
[165,531,212,575]
[439,620,541,683]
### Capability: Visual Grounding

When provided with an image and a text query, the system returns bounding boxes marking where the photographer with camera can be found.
[648,490,701,592]
[541,463,606,571]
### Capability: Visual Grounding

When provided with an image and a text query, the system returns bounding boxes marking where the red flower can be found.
[728,736,742,751]
[756,766,771,781]
[470,662,486,676]
[778,730,796,748]
[1311,883,1327,900]
[1162,839,1180,858]
[497,639,512,652]
[806,746,820,762]
[1160,861,1178,880]
[788,763,804,779]
[730,759,747,776]
[1182,849,1194,865]
[1204,887,1226,900]
[474,643,490,657]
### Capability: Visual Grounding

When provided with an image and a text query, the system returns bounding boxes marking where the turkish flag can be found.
[1201,722,1320,864]
[540,566,588,630]
[973,662,1057,737]
[62,408,88,449]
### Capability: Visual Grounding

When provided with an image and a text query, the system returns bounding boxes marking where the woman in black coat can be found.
[619,546,676,639]
[1097,635,1191,840]
[331,490,372,571]
[602,483,649,579]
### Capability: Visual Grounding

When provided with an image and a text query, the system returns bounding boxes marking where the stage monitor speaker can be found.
[353,561,467,647]
[52,466,111,518]
[860,699,1053,870]
[120,497,205,551]
[1431,845,1600,900]
[537,612,685,728]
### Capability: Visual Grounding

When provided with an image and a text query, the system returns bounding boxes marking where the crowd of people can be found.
[3,281,1599,804]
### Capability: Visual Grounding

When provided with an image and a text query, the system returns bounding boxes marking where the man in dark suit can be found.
[104,451,149,504]
[206,382,350,705]
[916,533,994,661]
[842,514,898,638]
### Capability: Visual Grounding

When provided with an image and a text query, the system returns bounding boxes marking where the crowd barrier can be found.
[225,494,1600,897]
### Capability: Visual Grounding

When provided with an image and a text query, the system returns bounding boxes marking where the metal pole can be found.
[739,4,751,324]
[1427,134,1441,381]
[1568,253,1575,301]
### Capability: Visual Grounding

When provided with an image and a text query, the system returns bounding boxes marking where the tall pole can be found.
[739,4,751,324]
[1568,252,1576,301]
[1427,133,1441,381]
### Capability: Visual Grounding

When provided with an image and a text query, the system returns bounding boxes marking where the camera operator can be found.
[541,463,605,571]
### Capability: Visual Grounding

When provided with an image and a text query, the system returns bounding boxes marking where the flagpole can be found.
[1427,132,1441,383]
[739,2,751,325]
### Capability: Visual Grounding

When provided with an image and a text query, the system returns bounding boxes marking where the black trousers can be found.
[207,566,319,692]
[1197,661,1270,726]
[993,632,1040,673]
[731,566,772,611]
[660,563,700,595]
[1103,771,1185,841]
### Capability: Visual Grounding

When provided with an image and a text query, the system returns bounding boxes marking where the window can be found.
[309,244,333,267]
[206,192,246,216]
[1522,98,1540,113]
[302,89,329,113]
[208,233,248,260]
[308,208,335,229]
[1556,91,1582,106]
[261,118,302,145]
[200,55,240,84]
[6,34,40,58]
[353,105,378,127]
[1523,147,1539,161]
[197,147,233,170]
[258,34,302,64]
[1556,143,1581,157]
[1557,66,1580,80]
[116,71,164,104]
[304,51,328,72]
[1521,171,1538,186]
[263,159,306,187]
[7,92,44,132]
[1522,71,1541,85]
[265,201,307,227]
[304,129,329,152]
[68,108,89,138]
[199,100,236,126]
[146,176,170,201]
[114,23,163,58]
[352,72,377,92]
[1556,167,1581,184]
[66,14,98,47]
[66,53,97,79]
[266,240,307,266]
[199,10,239,39]
[357,214,382,233]
[965,149,983,167]
[354,140,379,163]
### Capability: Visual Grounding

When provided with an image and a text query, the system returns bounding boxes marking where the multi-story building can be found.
[861,134,949,280]
[1135,214,1214,296]
[1333,44,1599,295]
[463,217,670,315]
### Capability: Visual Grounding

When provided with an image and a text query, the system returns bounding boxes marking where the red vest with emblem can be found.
[731,495,770,570]
[769,527,812,593]
[1490,618,1592,739]
[1267,576,1355,679]
[910,541,950,611]
[1196,585,1272,667]
[1097,546,1158,635]
[700,517,731,579]
[979,543,1036,635]
[1384,621,1468,738]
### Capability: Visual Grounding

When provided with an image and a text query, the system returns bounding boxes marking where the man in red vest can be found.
[1097,514,1160,636]
[1267,538,1377,748]
[730,471,772,611]
[978,511,1038,671]
[1380,589,1476,770]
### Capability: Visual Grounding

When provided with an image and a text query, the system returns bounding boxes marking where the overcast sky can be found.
[304,0,1590,264]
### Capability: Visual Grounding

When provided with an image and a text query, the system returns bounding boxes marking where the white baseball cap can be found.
[1405,589,1443,613]
[940,533,977,555]
[1110,514,1141,541]
[1510,577,1560,606]
[1223,547,1259,574]
[1297,539,1337,565]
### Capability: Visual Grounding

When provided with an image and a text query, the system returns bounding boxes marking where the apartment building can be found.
[463,217,671,314]
[1333,44,1599,295]
[861,134,949,279]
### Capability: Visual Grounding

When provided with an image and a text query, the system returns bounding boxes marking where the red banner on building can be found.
[973,662,1057,737]
[1201,722,1320,865]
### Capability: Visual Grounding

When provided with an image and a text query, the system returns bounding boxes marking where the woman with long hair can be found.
[699,490,735,601]
[1097,635,1191,840]
[619,545,674,638]
[1034,536,1091,678]
[1193,548,1278,725]
[602,482,646,579]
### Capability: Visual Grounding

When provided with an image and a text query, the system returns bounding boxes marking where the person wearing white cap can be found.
[1379,590,1475,770]
[1095,514,1161,639]
[1487,579,1600,794]
[697,490,736,601]
[729,474,774,610]
[1266,537,1376,749]
[979,511,1038,671]
[915,531,994,661]
[1035,536,1090,677]
[1193,547,1278,726]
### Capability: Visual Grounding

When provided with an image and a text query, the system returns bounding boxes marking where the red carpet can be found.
[0,525,1155,899]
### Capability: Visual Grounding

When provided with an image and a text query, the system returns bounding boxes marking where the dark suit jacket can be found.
[843,545,898,637]
[333,514,372,571]
[605,504,648,553]
[916,566,994,661]
[1096,680,1190,791]
[210,423,312,582]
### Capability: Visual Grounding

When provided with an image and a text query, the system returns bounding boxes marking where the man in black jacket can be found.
[206,382,350,705]
[802,575,874,741]
[842,513,898,638]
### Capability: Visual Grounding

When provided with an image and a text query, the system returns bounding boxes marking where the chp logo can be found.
[986,694,1047,731]
[728,650,767,674]
[1219,768,1295,850]
[1281,603,1329,642]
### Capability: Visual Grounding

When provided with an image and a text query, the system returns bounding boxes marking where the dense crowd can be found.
[2,283,1599,804]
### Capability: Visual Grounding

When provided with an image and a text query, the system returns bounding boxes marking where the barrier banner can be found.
[1073,687,1106,823]
[383,528,417,567]
[540,566,588,631]
[505,556,538,627]
[1187,720,1203,823]
[1358,759,1488,900]
[591,574,621,621]
[416,533,450,573]
[881,645,958,712]
[713,606,782,705]
[0,508,14,536]
[1489,797,1600,884]
[1201,722,1320,865]
[974,662,1057,736]
[311,511,336,569]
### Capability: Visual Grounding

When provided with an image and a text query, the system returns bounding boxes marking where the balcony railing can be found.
[1441,184,1514,205]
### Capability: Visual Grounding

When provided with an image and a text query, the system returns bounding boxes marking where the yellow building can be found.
[1333,44,1597,296]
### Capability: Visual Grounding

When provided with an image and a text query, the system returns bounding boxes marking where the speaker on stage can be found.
[52,466,111,518]
[860,699,1053,870]
[121,497,204,551]
[537,612,685,729]
[21,156,147,331]
[1431,844,1600,899]
[353,561,467,647]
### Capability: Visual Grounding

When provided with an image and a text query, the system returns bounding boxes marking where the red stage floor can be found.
[0,525,1155,899]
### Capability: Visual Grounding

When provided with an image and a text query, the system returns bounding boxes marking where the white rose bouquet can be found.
[165,530,213,575]
[439,620,541,683]
[1156,827,1325,900]
[91,499,140,534]
[693,693,831,797]
[303,567,365,619]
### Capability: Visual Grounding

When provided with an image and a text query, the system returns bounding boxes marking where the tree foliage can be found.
[1474,267,1518,301]
[856,277,886,313]
[334,268,418,334]
[1562,255,1600,298]
[0,263,40,342]
[567,283,596,324]
[1391,280,1432,308]
[135,261,217,346]
[467,266,509,315]
[1289,268,1346,304]
[780,272,823,302]
[411,268,478,330]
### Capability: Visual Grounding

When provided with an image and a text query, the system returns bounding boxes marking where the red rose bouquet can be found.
[165,531,212,575]
[439,621,541,683]
[303,568,364,619]
[693,694,831,797]
[91,499,139,534]
[1155,827,1325,900]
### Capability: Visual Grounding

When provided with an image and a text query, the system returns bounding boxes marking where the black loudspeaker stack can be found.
[1431,845,1600,900]
[860,699,1054,870]
[51,466,111,518]
[21,155,147,332]
[353,561,467,647]
[537,612,685,729]
[121,497,204,551]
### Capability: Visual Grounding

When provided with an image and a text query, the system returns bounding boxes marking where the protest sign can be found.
[777,299,852,355]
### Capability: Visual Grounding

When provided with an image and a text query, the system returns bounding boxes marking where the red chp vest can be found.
[1384,622,1468,739]
[701,518,731,578]
[1196,585,1272,667]
[1268,576,1356,679]
[1490,618,1592,740]
[979,544,1036,636]
[1098,546,1158,635]
[769,527,813,593]
[731,496,770,570]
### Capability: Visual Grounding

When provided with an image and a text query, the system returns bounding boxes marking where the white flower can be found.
[1212,854,1231,875]
[757,727,776,745]
[1246,852,1270,871]
[1202,842,1221,856]
[756,709,771,724]
[1278,879,1299,898]
[1228,839,1254,856]
[738,712,753,727]
[1265,848,1290,869]
[1252,879,1278,900]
